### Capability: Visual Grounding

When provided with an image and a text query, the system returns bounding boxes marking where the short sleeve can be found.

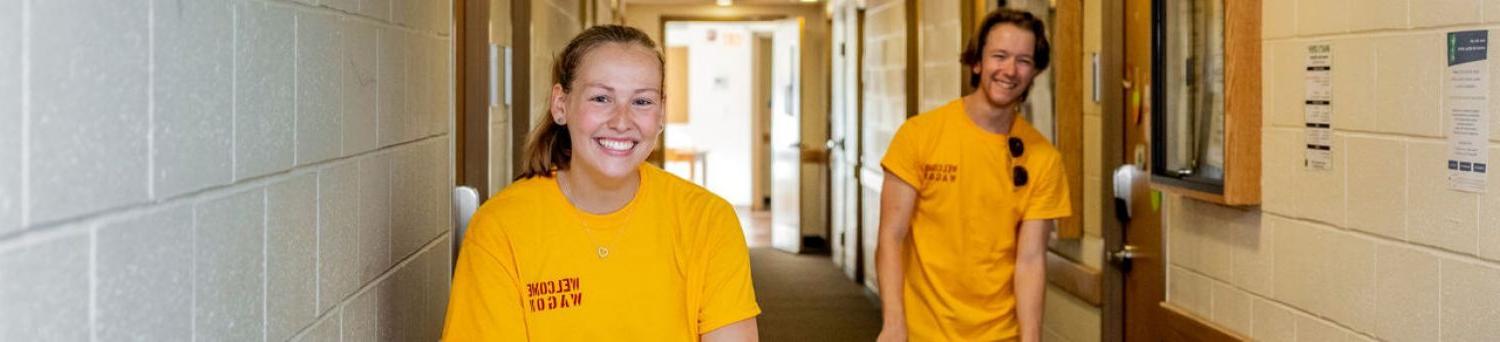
[695,201,762,334]
[880,119,926,190]
[1023,153,1073,221]
[443,211,529,341]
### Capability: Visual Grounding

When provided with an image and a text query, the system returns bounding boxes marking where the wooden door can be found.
[1119,0,1165,340]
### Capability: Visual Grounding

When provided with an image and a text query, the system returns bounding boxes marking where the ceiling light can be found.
[717,0,732,6]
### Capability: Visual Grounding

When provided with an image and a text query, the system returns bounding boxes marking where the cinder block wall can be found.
[859,0,909,291]
[1166,1,1500,340]
[0,0,454,340]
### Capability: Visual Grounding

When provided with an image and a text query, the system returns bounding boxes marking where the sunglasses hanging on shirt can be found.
[1008,137,1028,187]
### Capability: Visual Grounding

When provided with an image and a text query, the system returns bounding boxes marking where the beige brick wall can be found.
[918,0,963,111]
[1165,1,1500,340]
[0,0,454,340]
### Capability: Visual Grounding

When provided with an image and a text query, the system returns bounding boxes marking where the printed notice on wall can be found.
[1446,30,1490,193]
[1305,43,1333,170]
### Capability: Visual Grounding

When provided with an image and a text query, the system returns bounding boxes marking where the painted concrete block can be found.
[295,313,342,342]
[1210,282,1252,336]
[431,0,452,36]
[1296,314,1348,342]
[1373,244,1439,342]
[1229,216,1274,297]
[1350,0,1407,31]
[29,0,150,223]
[359,0,391,21]
[342,286,380,342]
[324,0,360,14]
[1261,0,1296,39]
[423,244,452,342]
[378,27,413,147]
[1292,133,1346,226]
[1411,0,1481,28]
[153,0,235,199]
[298,10,345,166]
[343,18,379,156]
[0,0,18,234]
[1345,136,1406,240]
[195,189,265,341]
[1251,298,1296,342]
[1331,38,1377,133]
[319,160,361,313]
[359,152,393,282]
[0,232,89,340]
[96,206,194,341]
[1484,146,1500,261]
[1406,141,1480,255]
[268,173,319,342]
[1167,267,1211,318]
[385,261,425,341]
[1296,0,1347,35]
[1440,259,1500,341]
[236,2,297,180]
[1272,216,1321,311]
[1375,34,1443,137]
[392,144,430,260]
[1318,230,1376,333]
[425,37,451,137]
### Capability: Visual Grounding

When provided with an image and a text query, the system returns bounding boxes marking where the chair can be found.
[452,186,480,267]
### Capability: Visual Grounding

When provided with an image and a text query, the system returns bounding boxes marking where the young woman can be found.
[444,25,760,341]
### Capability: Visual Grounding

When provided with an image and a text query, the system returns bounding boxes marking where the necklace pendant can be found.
[597,247,609,259]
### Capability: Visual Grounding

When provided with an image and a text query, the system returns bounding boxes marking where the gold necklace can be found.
[558,175,638,259]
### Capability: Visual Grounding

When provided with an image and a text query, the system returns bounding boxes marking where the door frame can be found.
[1110,0,1246,340]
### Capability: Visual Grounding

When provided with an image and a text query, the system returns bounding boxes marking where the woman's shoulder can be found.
[643,165,735,215]
[468,176,559,232]
[490,176,557,206]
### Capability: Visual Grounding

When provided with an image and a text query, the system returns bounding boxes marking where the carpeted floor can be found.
[749,247,882,341]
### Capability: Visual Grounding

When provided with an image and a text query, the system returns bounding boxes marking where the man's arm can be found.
[876,171,919,342]
[702,318,758,342]
[1013,219,1052,342]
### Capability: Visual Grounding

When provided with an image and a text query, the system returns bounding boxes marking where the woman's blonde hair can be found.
[515,25,664,180]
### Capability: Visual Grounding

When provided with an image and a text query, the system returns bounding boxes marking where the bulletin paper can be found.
[1305,43,1333,170]
[1446,30,1490,193]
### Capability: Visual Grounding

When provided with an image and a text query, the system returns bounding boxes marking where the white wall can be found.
[665,23,756,207]
[0,0,454,340]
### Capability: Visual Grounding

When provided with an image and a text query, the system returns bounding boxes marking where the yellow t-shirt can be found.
[443,164,761,341]
[880,99,1072,341]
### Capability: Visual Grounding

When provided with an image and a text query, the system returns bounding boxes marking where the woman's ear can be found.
[549,83,567,125]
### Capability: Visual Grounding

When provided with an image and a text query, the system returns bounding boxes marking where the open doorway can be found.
[662,20,801,252]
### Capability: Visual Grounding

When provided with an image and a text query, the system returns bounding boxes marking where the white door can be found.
[770,19,802,254]
[829,6,862,279]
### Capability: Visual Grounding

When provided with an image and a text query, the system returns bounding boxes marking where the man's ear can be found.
[549,83,567,124]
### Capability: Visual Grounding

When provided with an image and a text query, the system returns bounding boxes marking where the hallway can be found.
[738,209,883,341]
[750,248,882,341]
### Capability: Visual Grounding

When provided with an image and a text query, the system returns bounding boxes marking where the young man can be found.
[876,9,1070,342]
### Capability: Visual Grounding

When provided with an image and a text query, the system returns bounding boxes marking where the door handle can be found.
[1108,245,1138,272]
[825,138,845,151]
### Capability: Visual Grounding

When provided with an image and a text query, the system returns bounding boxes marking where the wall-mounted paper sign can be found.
[1446,30,1490,193]
[1305,43,1333,171]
